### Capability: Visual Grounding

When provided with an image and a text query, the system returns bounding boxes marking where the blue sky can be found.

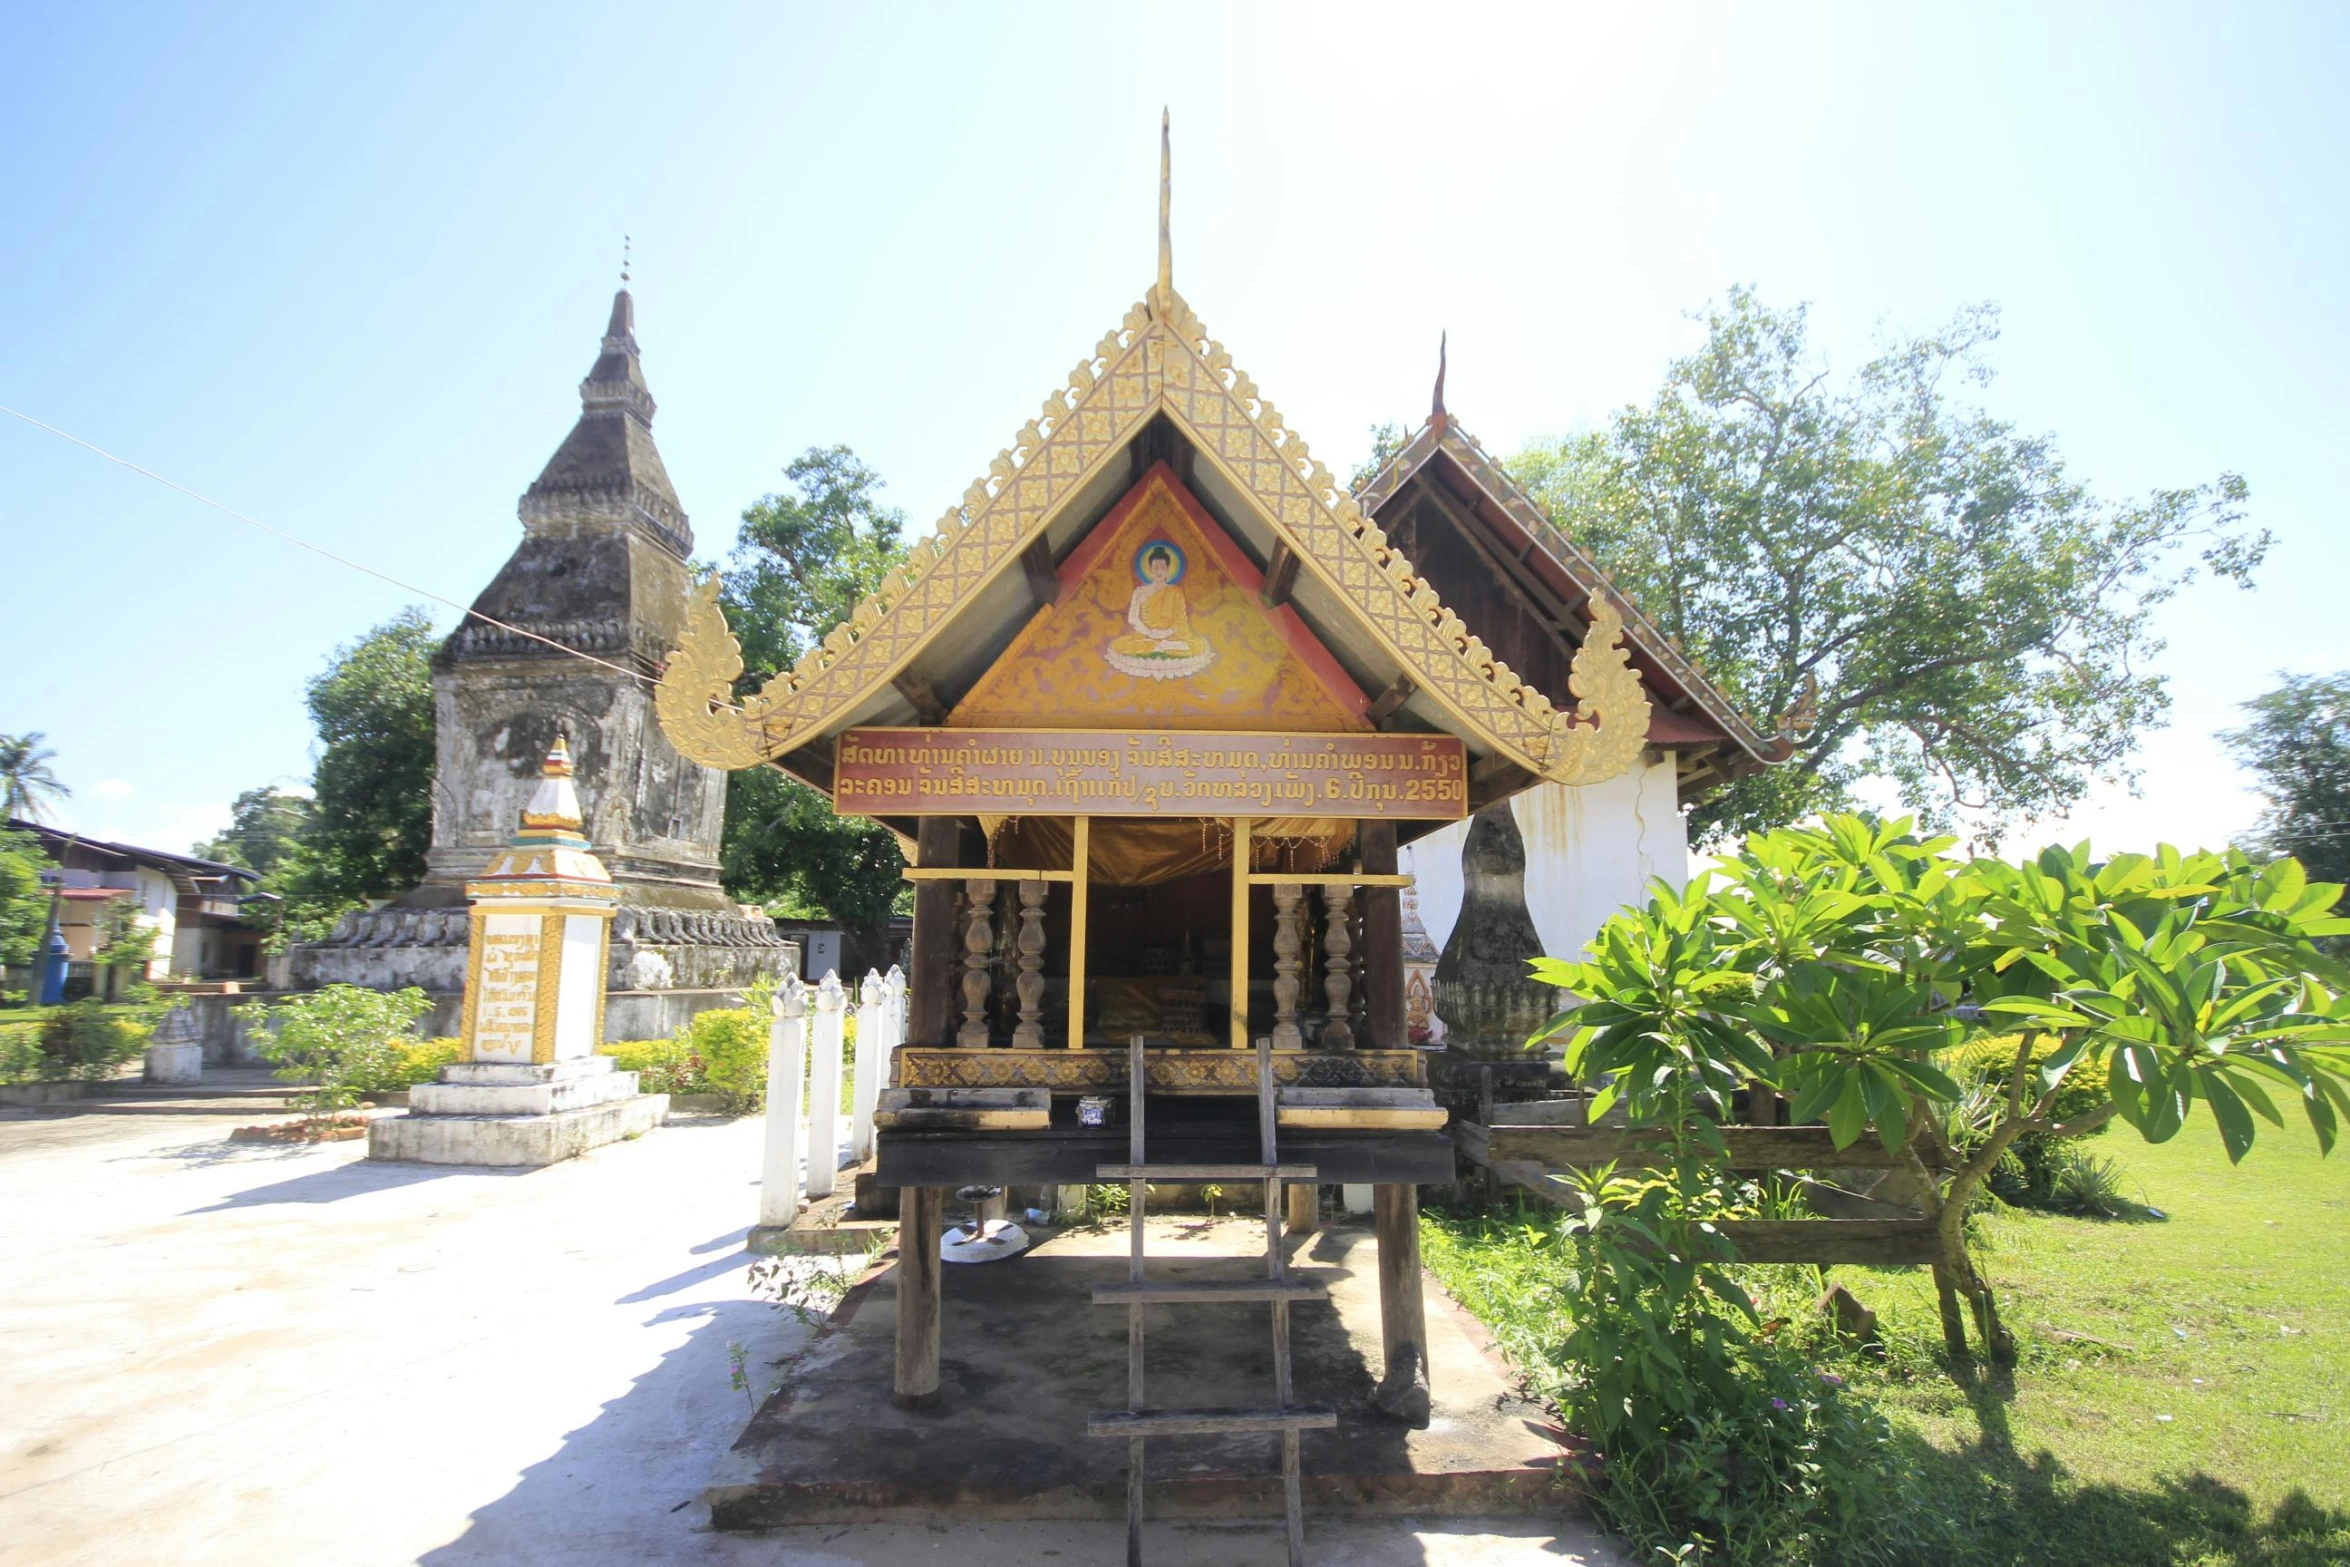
[3,3,2343,857]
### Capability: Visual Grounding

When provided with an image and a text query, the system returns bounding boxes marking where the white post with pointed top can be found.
[760,978,809,1229]
[851,969,887,1162]
[806,972,847,1199]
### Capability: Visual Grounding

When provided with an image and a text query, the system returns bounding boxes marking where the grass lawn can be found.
[1819,1123,2350,1566]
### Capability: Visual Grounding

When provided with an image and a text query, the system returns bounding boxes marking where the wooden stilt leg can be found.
[1372,1183,1430,1420]
[1286,1181,1317,1237]
[893,1184,943,1409]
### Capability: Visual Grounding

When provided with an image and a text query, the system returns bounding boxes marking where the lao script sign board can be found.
[833,728,1468,820]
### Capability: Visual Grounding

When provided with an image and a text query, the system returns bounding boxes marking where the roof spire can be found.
[620,233,631,285]
[1431,330,1449,425]
[1154,108,1173,311]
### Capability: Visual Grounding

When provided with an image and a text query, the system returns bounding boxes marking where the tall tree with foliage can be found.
[0,733,71,823]
[296,610,438,906]
[1510,289,2269,843]
[716,446,910,944]
[2224,672,2350,887]
[193,786,315,877]
[0,827,51,974]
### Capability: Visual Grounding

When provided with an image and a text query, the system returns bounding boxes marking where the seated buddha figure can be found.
[1105,540,1215,679]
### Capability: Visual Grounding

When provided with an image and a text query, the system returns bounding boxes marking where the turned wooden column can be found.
[1374,1182,1428,1395]
[1320,883,1355,1049]
[1270,881,1305,1050]
[906,817,961,1048]
[1360,822,1405,1050]
[958,879,998,1049]
[893,1184,944,1408]
[1012,880,1048,1048]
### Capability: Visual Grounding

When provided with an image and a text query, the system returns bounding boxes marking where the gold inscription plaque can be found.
[835,728,1466,820]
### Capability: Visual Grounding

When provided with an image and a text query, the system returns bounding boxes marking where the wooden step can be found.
[1086,1405,1339,1438]
[1091,1278,1330,1306]
[1094,1162,1317,1181]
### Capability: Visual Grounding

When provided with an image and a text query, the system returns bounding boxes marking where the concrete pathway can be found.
[0,1090,1624,1566]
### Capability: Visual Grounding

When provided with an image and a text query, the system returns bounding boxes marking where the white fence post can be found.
[852,969,886,1162]
[805,971,846,1199]
[885,964,906,1064]
[759,978,808,1229]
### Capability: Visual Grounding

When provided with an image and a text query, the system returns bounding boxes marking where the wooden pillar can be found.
[1229,817,1253,1049]
[1360,822,1405,1051]
[893,1184,944,1409]
[958,879,999,1048]
[1286,1181,1318,1236]
[1270,881,1305,1050]
[1373,1183,1427,1394]
[906,817,960,1048]
[1066,816,1090,1049]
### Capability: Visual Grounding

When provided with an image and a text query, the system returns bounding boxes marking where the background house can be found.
[6,820,269,999]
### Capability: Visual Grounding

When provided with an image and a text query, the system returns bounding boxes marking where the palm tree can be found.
[0,733,71,823]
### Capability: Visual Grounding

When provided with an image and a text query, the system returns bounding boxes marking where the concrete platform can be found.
[708,1214,1588,1527]
[367,1091,668,1166]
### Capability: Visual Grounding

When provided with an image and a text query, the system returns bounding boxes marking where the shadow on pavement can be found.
[186,1157,530,1211]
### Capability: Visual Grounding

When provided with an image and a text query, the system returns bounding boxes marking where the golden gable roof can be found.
[658,134,1650,794]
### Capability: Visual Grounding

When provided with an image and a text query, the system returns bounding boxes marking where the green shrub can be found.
[686,1007,767,1110]
[0,1020,46,1083]
[0,1001,158,1083]
[349,1037,461,1095]
[1425,1168,1921,1567]
[598,1037,704,1097]
[254,985,433,1120]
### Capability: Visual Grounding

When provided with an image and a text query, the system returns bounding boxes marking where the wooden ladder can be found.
[1087,1034,1337,1567]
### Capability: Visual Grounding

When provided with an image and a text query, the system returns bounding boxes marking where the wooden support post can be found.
[906,817,960,1047]
[1359,822,1404,1050]
[1067,816,1090,1049]
[1229,817,1253,1050]
[1374,1183,1428,1402]
[1286,1181,1318,1237]
[893,1184,943,1409]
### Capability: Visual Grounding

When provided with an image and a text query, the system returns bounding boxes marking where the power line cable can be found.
[0,403,659,687]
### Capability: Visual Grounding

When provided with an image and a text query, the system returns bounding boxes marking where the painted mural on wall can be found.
[949,465,1368,733]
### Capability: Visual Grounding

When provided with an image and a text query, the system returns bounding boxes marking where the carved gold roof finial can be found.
[1153,108,1173,313]
[1431,331,1449,428]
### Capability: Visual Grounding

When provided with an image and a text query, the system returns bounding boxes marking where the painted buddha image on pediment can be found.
[949,464,1368,733]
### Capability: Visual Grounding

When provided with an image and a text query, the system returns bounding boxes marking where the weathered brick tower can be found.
[289,288,793,1033]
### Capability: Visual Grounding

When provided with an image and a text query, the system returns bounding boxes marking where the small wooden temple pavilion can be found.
[655,131,1662,1413]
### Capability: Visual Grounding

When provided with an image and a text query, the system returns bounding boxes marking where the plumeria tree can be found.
[1540,816,2350,1362]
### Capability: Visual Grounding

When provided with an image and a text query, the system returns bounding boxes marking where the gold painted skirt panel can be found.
[895,1047,1427,1095]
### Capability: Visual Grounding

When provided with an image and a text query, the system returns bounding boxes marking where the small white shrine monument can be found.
[368,739,668,1165]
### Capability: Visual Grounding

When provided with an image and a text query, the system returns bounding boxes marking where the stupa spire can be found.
[521,272,691,557]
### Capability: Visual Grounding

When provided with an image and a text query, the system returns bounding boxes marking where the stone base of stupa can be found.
[367,1056,667,1167]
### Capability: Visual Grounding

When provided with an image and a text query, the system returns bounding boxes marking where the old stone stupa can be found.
[291,284,793,1036]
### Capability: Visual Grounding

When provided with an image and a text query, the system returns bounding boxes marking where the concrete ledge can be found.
[411,1069,642,1117]
[367,1094,669,1167]
[0,1081,95,1107]
[443,1058,616,1087]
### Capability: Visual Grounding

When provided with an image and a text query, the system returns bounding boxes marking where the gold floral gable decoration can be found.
[654,286,1653,789]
